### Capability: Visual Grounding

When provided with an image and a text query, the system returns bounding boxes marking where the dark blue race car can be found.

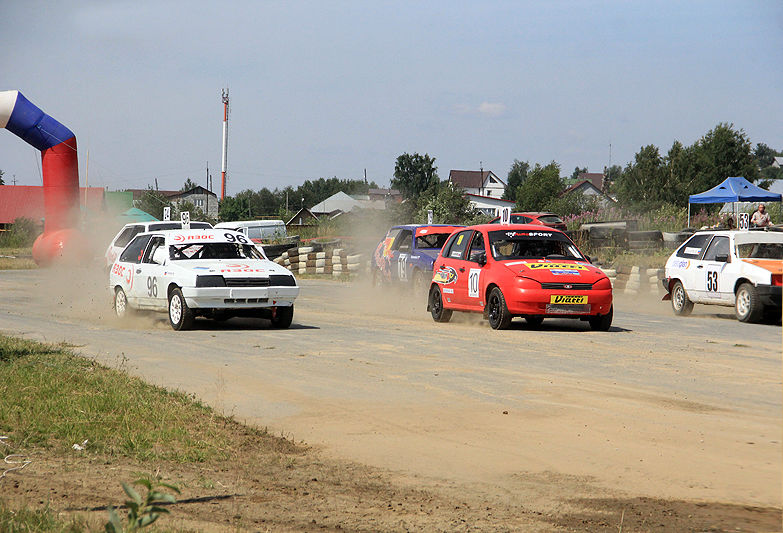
[372,224,464,289]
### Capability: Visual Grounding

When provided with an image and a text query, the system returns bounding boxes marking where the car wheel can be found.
[487,287,512,330]
[670,280,694,316]
[168,287,194,331]
[589,305,613,331]
[412,269,428,296]
[525,316,544,328]
[429,285,453,323]
[114,287,129,318]
[735,283,763,323]
[270,305,294,329]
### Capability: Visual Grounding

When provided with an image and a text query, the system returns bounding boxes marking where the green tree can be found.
[754,143,783,180]
[136,187,172,220]
[613,145,666,208]
[570,166,588,181]
[689,123,759,192]
[545,191,601,219]
[415,181,481,224]
[515,162,563,211]
[391,153,439,200]
[180,178,198,192]
[218,195,251,222]
[503,160,529,201]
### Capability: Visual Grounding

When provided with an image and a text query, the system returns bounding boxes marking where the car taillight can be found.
[772,274,782,286]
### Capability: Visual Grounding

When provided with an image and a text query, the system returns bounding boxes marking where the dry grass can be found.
[0,247,36,270]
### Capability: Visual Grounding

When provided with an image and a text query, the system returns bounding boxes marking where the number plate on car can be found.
[546,303,591,314]
[549,295,588,304]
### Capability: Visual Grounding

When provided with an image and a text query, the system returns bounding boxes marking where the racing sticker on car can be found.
[432,266,458,284]
[551,269,581,275]
[527,263,588,270]
[468,268,481,298]
[550,295,588,304]
[671,259,690,269]
[706,270,719,292]
[172,233,216,242]
[397,254,408,280]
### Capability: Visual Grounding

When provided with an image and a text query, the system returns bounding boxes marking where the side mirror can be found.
[715,253,730,263]
[477,252,487,266]
[152,247,167,265]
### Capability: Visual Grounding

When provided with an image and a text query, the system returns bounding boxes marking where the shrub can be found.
[0,217,40,248]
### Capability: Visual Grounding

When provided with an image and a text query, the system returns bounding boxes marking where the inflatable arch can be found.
[0,90,85,265]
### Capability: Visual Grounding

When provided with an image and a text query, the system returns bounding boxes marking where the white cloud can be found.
[454,101,507,117]
[477,102,507,117]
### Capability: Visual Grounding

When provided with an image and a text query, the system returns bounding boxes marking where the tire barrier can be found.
[274,247,363,277]
[596,264,664,294]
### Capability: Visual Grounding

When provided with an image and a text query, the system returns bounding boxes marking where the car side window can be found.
[676,234,711,260]
[120,235,153,264]
[703,236,729,261]
[114,225,142,248]
[142,236,166,264]
[395,230,413,253]
[467,231,485,262]
[446,230,472,260]
[510,215,531,224]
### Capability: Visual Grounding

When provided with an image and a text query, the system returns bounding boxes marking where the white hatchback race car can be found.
[109,228,299,330]
[662,229,782,322]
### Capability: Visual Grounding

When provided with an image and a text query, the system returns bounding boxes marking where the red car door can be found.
[439,229,474,309]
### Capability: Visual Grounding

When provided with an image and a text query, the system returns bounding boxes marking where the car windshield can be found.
[488,230,583,260]
[415,232,452,249]
[737,242,783,259]
[537,215,564,225]
[170,243,265,260]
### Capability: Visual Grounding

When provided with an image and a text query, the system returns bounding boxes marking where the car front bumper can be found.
[181,286,300,309]
[506,288,613,317]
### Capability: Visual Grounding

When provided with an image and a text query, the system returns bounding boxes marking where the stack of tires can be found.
[626,230,663,251]
[274,246,363,278]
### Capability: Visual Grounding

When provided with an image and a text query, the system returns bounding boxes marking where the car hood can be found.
[500,259,606,282]
[166,259,292,277]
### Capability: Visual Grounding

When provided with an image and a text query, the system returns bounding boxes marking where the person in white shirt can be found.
[750,204,771,227]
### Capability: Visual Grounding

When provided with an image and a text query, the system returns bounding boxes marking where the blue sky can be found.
[1,1,781,194]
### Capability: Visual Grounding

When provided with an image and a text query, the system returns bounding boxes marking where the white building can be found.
[448,170,506,198]
[465,193,515,216]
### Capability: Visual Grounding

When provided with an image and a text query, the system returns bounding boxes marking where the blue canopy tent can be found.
[687,176,781,226]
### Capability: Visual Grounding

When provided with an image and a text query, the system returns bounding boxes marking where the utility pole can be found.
[12,174,17,186]
[480,161,483,196]
[220,88,230,200]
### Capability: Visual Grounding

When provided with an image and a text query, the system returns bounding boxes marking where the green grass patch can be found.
[0,335,277,463]
[0,501,92,532]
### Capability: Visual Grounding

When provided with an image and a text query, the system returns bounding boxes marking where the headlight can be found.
[269,274,297,287]
[196,275,226,287]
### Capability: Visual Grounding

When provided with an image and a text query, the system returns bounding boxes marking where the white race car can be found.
[109,228,299,330]
[662,228,782,322]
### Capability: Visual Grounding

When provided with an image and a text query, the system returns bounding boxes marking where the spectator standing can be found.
[750,204,771,227]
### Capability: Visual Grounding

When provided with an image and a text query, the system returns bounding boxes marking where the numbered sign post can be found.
[500,206,511,225]
[180,211,191,229]
[163,206,171,221]
[738,212,750,231]
[427,210,434,224]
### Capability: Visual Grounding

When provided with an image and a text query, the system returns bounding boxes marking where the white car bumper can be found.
[181,286,299,309]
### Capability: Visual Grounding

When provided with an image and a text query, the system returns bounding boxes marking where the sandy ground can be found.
[1,267,781,531]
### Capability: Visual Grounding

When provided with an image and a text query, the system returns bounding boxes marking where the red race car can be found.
[427,224,613,330]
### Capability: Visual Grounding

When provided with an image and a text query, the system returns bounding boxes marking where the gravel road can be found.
[1,268,780,511]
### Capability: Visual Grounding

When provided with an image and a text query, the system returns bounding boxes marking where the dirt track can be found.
[1,268,781,528]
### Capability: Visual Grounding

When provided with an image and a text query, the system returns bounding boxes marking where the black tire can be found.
[270,305,294,329]
[525,316,544,328]
[670,280,694,316]
[429,285,453,323]
[411,269,428,296]
[735,283,763,323]
[589,305,613,331]
[168,287,194,330]
[114,287,129,319]
[487,287,512,330]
